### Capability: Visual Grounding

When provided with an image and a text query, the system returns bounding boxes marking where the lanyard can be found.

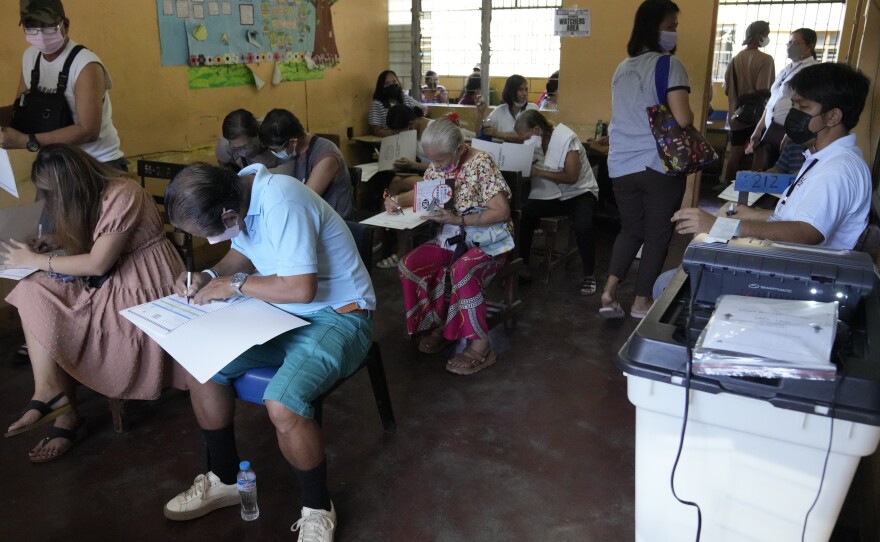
[780,158,818,206]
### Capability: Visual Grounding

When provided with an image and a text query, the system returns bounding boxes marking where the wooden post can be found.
[410,0,422,99]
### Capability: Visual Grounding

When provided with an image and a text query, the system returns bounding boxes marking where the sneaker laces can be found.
[291,512,335,542]
[183,474,209,501]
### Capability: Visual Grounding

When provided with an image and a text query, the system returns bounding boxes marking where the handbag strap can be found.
[654,54,671,104]
[28,44,86,94]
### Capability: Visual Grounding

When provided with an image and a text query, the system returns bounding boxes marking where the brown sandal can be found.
[418,330,453,354]
[446,346,497,375]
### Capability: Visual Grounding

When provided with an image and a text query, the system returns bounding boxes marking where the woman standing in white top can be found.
[0,0,125,170]
[476,74,538,143]
[748,28,819,171]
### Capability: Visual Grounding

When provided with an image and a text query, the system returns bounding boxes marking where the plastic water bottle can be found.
[237,461,259,521]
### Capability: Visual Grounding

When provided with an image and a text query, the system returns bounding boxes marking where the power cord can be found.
[800,357,846,542]
[670,267,704,541]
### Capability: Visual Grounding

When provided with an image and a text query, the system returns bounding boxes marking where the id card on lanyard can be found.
[779,158,818,207]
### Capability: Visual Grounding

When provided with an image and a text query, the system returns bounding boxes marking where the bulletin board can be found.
[156,0,340,87]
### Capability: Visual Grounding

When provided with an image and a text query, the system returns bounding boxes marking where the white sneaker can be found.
[164,471,240,521]
[291,502,337,542]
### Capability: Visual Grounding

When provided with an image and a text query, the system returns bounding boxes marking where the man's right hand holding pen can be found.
[174,270,212,304]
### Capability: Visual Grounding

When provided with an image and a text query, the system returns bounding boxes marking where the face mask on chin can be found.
[659,31,678,52]
[26,32,65,55]
[514,100,527,108]
[784,108,824,145]
[206,209,241,244]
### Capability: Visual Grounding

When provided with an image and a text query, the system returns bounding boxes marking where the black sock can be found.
[202,426,239,485]
[294,459,331,511]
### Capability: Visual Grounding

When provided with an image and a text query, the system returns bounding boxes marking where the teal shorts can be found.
[212,307,373,418]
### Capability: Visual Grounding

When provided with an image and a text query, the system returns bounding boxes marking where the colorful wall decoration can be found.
[156,0,340,88]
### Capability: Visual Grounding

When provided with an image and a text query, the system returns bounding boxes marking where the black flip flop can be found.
[4,392,73,438]
[30,418,87,463]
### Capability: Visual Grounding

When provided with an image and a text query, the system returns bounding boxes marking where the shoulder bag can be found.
[729,61,768,128]
[646,55,718,176]
[11,45,86,135]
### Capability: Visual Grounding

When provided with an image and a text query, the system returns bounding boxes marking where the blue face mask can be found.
[659,31,678,52]
[270,139,297,160]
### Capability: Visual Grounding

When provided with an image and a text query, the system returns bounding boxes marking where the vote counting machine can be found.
[617,238,880,424]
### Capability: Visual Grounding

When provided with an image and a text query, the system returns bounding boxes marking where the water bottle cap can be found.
[239,461,250,470]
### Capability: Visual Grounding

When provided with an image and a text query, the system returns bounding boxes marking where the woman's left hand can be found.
[425,209,457,225]
[0,239,39,269]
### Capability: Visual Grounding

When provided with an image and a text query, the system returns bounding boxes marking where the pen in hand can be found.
[186,271,192,305]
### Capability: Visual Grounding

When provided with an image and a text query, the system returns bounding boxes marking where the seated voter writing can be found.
[161,162,375,539]
[260,108,353,219]
[214,109,279,172]
[673,63,872,251]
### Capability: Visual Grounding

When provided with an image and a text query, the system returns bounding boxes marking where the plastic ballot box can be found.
[617,268,880,542]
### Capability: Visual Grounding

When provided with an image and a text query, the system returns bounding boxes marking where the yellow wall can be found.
[0,0,388,207]
[0,0,388,320]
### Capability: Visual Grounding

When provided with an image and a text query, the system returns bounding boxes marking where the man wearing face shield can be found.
[746,27,819,171]
[215,109,279,172]
[720,20,775,186]
[0,0,125,170]
[673,63,872,251]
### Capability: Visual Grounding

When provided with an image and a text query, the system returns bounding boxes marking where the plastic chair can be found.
[231,221,396,433]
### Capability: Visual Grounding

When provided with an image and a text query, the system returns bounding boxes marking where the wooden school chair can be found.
[231,221,396,433]
[137,159,195,272]
[483,170,525,330]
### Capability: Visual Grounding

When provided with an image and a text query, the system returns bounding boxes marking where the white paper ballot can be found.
[0,149,18,198]
[121,296,309,384]
[718,182,764,206]
[378,130,418,171]
[704,216,741,244]
[360,208,427,230]
[471,139,534,176]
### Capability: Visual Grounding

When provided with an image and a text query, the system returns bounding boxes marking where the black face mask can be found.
[784,108,823,145]
[384,84,401,100]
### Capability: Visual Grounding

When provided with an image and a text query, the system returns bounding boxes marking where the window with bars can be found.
[711,0,847,82]
[389,1,562,78]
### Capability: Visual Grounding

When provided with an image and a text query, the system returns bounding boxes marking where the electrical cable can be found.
[800,356,846,542]
[670,267,704,542]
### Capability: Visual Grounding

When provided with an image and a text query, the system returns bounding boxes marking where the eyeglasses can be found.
[23,24,62,36]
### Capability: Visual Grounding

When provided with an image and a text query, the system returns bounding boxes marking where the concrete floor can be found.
[2,183,873,541]
[1,207,669,542]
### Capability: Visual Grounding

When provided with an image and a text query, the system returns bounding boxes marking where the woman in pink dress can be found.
[385,119,514,375]
[0,144,187,462]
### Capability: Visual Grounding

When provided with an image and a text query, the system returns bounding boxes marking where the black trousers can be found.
[519,191,597,277]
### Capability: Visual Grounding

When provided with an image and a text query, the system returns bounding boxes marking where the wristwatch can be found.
[26,134,40,152]
[229,272,248,296]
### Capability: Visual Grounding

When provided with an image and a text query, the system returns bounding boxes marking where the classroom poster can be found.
[155,0,342,88]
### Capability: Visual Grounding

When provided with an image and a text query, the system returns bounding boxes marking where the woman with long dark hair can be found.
[599,0,693,320]
[0,145,187,462]
[368,69,424,137]
[476,74,538,142]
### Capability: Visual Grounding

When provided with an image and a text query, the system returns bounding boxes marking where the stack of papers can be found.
[693,295,838,380]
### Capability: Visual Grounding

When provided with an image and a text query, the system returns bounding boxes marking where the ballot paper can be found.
[704,216,741,244]
[0,201,44,280]
[718,182,764,206]
[693,295,838,380]
[121,295,309,384]
[0,149,18,198]
[360,208,427,230]
[470,139,534,176]
[378,130,417,171]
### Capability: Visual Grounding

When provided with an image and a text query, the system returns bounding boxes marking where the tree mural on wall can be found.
[311,0,340,68]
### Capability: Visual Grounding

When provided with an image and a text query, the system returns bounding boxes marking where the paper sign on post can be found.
[471,139,535,176]
[378,130,417,171]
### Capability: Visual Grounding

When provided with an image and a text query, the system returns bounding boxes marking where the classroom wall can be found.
[0,0,388,323]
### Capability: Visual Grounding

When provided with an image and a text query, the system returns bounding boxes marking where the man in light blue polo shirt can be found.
[161,162,375,541]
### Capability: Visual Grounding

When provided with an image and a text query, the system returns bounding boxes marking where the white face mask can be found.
[525,134,542,147]
[758,36,770,48]
[514,100,527,108]
[206,209,241,244]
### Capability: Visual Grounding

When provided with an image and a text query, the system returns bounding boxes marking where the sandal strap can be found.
[40,420,84,444]
[23,392,67,418]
